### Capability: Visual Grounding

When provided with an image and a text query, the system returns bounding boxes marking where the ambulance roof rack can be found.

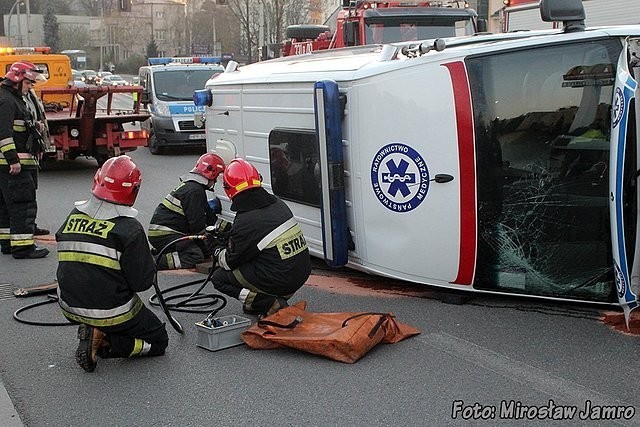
[540,0,585,33]
[0,46,51,55]
[147,56,221,66]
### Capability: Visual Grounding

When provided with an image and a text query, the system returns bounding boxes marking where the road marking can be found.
[421,332,639,425]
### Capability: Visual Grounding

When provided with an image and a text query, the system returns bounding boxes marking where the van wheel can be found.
[286,25,331,40]
[148,134,164,155]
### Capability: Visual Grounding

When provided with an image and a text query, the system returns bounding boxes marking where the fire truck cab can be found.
[282,1,486,56]
[197,0,640,320]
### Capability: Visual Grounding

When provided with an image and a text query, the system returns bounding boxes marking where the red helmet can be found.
[5,61,41,83]
[92,156,142,206]
[191,153,225,181]
[223,158,262,200]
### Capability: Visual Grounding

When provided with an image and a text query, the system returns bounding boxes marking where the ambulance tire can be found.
[148,134,164,155]
[286,25,330,40]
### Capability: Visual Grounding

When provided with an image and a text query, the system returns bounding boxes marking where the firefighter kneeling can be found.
[148,153,230,270]
[56,156,168,372]
[211,158,312,318]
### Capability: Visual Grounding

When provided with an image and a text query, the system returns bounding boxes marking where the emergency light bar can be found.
[148,56,221,66]
[0,46,51,56]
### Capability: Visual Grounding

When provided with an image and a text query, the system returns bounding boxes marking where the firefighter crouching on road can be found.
[211,158,312,317]
[148,153,230,269]
[56,156,168,372]
[0,61,49,259]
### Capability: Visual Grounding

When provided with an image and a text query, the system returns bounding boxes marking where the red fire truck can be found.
[282,1,486,57]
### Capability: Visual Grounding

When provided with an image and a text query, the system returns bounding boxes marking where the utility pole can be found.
[24,0,30,46]
[99,0,104,71]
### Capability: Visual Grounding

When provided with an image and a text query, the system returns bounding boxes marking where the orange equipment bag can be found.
[240,301,421,363]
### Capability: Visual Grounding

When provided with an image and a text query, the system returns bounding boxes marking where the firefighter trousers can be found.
[0,169,38,256]
[97,305,169,359]
[212,268,294,314]
[150,235,207,270]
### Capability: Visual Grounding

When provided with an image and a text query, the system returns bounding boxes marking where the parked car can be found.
[81,69,97,85]
[100,74,129,86]
[95,71,112,85]
[71,69,87,88]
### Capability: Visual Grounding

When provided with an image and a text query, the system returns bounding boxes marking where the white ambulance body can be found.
[199,0,640,312]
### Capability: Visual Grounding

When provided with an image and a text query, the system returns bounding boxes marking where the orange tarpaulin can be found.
[241,301,420,363]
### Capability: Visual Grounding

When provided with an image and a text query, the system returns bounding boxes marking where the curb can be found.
[0,379,23,426]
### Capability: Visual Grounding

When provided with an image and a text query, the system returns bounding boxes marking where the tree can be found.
[59,25,90,51]
[43,3,60,52]
[146,39,159,60]
[227,0,309,63]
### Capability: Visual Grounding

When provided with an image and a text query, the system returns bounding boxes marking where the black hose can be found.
[151,234,227,334]
[13,294,74,327]
[13,233,227,331]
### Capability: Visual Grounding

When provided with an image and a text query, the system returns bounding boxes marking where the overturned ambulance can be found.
[195,0,640,315]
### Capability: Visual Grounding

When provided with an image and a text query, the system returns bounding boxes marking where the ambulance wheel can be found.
[286,24,330,40]
[148,134,164,155]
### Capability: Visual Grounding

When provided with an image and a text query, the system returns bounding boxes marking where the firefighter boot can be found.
[262,297,289,318]
[75,324,107,372]
[13,246,49,259]
[34,226,50,236]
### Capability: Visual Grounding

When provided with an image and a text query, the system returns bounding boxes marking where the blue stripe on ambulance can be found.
[314,80,348,267]
[610,39,638,326]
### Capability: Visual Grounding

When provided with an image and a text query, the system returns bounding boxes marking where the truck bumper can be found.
[151,117,206,147]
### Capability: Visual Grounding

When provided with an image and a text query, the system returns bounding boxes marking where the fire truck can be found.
[281,0,486,57]
[195,0,640,323]
[0,46,149,166]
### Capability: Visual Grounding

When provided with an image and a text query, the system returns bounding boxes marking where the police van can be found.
[195,0,640,320]
[138,57,223,154]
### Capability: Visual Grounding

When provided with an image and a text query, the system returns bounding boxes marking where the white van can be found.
[196,0,640,316]
[138,57,223,154]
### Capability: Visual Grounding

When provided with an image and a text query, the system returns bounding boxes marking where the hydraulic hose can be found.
[13,232,227,331]
[13,294,74,327]
[151,233,227,334]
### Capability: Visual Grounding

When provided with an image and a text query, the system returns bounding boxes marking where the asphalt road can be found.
[1,148,640,426]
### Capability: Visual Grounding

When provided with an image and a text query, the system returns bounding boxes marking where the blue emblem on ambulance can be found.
[612,87,624,129]
[371,143,429,212]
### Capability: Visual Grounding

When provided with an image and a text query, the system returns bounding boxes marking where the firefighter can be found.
[211,158,312,317]
[148,153,229,269]
[56,156,168,372]
[0,61,49,259]
[19,61,50,236]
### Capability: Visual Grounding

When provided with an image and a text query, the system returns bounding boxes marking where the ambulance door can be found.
[357,65,467,286]
[468,38,621,301]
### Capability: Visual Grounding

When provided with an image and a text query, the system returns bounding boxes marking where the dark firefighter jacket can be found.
[56,207,156,327]
[0,83,38,170]
[148,174,216,242]
[215,188,311,293]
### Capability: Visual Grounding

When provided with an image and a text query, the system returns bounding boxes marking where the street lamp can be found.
[7,0,25,46]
